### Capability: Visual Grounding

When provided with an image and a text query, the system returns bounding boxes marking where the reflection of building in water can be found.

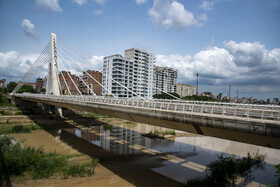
[100,125,142,154]
[71,123,174,155]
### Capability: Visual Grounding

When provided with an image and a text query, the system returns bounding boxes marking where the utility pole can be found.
[229,84,231,103]
[196,72,199,95]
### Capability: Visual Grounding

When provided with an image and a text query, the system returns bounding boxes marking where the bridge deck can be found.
[13,93,280,149]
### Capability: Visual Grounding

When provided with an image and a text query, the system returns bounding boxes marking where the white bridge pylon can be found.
[46,33,61,96]
[46,33,62,117]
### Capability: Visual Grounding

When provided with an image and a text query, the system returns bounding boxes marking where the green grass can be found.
[0,124,42,134]
[0,94,14,106]
[79,113,99,120]
[161,130,176,136]
[0,110,14,115]
[0,135,99,186]
[14,111,23,115]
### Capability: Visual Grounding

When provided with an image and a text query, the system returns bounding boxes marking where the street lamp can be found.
[229,84,231,103]
[196,72,199,95]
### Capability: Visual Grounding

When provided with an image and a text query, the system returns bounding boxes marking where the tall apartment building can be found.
[153,66,177,95]
[103,54,134,97]
[176,83,196,97]
[58,71,79,95]
[125,48,155,98]
[79,70,102,95]
[103,48,155,98]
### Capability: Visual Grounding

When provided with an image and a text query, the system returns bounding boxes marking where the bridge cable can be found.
[13,45,50,85]
[56,53,83,96]
[12,43,51,94]
[57,50,97,97]
[57,43,146,100]
[18,44,51,82]
[57,47,116,98]
[58,48,114,97]
[58,54,83,96]
[57,59,72,95]
[58,43,144,100]
[57,41,180,100]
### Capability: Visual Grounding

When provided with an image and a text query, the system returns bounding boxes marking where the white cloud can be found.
[0,51,42,82]
[94,0,106,5]
[21,19,39,39]
[35,0,62,12]
[148,0,199,30]
[156,41,280,94]
[199,0,216,11]
[135,0,147,4]
[94,9,103,15]
[73,0,87,5]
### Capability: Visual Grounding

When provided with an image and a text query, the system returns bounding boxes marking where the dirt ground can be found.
[5,112,181,187]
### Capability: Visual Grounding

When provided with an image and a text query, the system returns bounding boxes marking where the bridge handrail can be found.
[13,93,280,123]
[153,98,280,110]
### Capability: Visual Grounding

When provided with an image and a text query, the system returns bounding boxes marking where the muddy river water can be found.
[61,122,280,186]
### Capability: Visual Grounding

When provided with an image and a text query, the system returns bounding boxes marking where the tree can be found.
[6,82,17,93]
[0,88,11,106]
[153,92,180,100]
[0,135,27,186]
[182,95,217,102]
[16,85,36,93]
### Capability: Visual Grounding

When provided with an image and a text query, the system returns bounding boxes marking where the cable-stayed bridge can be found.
[10,33,280,149]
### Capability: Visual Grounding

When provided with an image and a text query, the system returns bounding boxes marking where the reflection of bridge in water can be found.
[10,33,280,149]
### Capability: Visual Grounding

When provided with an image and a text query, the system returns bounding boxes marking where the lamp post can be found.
[196,72,199,95]
[229,84,231,103]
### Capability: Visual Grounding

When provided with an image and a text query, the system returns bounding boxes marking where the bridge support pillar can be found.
[43,104,63,118]
[46,32,63,118]
[55,106,63,118]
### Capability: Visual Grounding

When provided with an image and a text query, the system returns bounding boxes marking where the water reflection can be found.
[68,124,174,155]
[65,123,280,186]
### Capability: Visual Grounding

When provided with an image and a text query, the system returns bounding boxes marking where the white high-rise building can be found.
[125,48,155,98]
[102,48,155,98]
[102,54,134,98]
[153,66,177,95]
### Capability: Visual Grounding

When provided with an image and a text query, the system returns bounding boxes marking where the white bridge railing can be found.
[14,93,280,124]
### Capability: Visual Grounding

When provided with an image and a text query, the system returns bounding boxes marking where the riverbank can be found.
[1,106,278,186]
[0,107,182,187]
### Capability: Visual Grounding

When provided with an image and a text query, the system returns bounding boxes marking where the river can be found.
[62,121,280,186]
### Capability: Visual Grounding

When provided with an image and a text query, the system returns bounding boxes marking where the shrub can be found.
[11,125,24,133]
[0,135,97,186]
[184,153,265,187]
[63,164,93,178]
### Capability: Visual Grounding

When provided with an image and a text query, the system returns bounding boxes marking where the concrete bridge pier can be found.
[43,104,63,118]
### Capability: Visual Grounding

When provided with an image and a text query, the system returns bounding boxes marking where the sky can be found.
[0,0,279,100]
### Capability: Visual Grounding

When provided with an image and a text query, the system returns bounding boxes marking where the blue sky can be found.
[0,0,280,100]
